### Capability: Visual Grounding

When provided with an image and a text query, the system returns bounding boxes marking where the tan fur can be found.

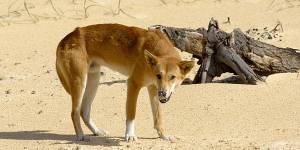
[56,24,194,141]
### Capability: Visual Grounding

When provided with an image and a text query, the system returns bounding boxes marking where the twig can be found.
[49,0,63,18]
[84,0,88,18]
[180,0,200,3]
[116,0,121,15]
[24,0,37,23]
[113,0,136,18]
[119,9,136,18]
[84,4,111,18]
[8,0,20,17]
[222,17,231,24]
[267,0,276,9]
[271,21,284,32]
[160,0,167,5]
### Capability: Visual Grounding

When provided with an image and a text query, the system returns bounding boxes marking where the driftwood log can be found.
[149,19,300,84]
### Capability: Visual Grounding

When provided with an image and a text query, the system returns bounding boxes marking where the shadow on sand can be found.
[99,80,126,86]
[0,130,122,146]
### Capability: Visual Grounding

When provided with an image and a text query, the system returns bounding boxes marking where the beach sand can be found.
[0,0,300,149]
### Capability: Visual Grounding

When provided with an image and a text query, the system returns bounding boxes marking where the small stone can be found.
[5,89,11,94]
[267,35,272,39]
[31,91,36,94]
[8,123,15,127]
[37,110,43,114]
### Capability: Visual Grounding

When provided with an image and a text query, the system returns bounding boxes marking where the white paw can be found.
[160,135,177,143]
[125,120,137,142]
[125,134,138,142]
[94,129,108,136]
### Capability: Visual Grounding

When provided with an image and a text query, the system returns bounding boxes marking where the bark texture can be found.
[149,20,300,84]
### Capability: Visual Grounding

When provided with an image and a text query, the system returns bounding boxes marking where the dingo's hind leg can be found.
[81,65,107,136]
[58,51,89,141]
[71,74,87,141]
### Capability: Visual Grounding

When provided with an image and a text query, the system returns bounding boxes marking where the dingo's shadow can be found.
[0,130,121,146]
[99,80,126,86]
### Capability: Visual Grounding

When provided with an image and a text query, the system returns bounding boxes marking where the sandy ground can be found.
[1,0,300,149]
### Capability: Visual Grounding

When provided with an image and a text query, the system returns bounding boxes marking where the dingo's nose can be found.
[158,90,167,97]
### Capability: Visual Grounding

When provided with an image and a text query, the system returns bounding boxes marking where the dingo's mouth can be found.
[159,93,172,103]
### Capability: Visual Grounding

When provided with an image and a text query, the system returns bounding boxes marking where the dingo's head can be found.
[144,50,194,103]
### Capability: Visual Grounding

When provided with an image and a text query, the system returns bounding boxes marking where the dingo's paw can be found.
[125,134,138,142]
[93,129,108,137]
[76,135,90,142]
[160,135,177,143]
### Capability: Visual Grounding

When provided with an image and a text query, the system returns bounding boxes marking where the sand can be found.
[0,0,300,149]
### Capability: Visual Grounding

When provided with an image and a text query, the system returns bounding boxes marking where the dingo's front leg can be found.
[147,84,175,142]
[125,77,141,142]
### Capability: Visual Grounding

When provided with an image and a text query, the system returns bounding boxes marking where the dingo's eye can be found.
[156,74,162,80]
[169,75,176,80]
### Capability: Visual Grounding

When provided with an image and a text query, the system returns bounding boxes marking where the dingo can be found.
[56,24,194,142]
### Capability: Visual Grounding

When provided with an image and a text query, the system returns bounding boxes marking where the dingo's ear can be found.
[178,61,195,75]
[144,50,158,67]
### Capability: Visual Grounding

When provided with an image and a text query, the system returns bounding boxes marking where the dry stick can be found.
[160,0,167,5]
[84,4,110,18]
[180,0,200,3]
[83,0,109,19]
[83,0,102,18]
[116,0,121,15]
[24,0,37,23]
[267,0,276,9]
[113,0,136,18]
[222,17,231,24]
[49,0,63,18]
[8,0,20,17]
[119,9,136,18]
[84,0,88,18]
[0,0,20,26]
[271,21,284,32]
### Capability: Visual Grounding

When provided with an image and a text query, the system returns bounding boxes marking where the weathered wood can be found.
[231,29,300,76]
[149,20,300,84]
